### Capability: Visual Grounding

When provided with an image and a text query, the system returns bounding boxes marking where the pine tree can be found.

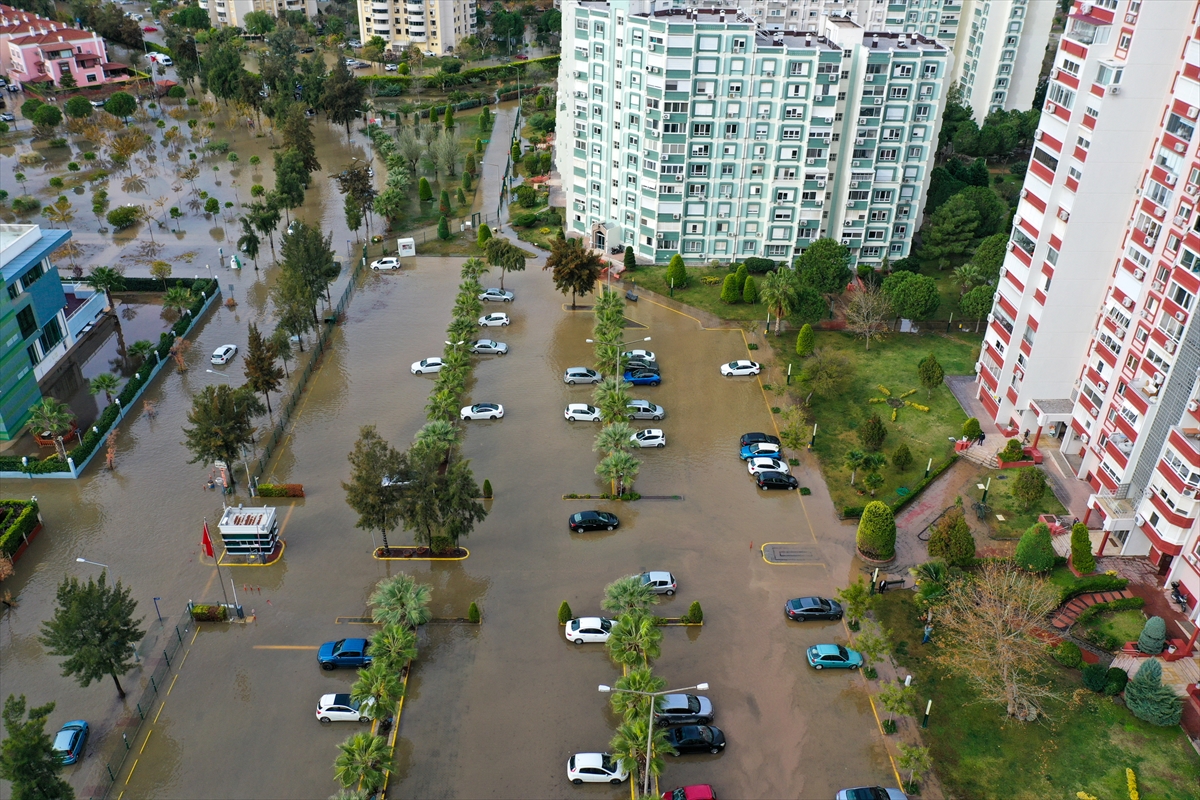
[437,215,450,240]
[1014,522,1055,572]
[891,442,913,470]
[477,223,493,246]
[918,194,980,269]
[917,353,945,397]
[39,572,145,697]
[926,507,975,567]
[720,273,740,304]
[1124,659,1183,726]
[510,140,522,162]
[734,263,749,295]
[0,695,74,800]
[462,171,473,191]
[443,105,455,129]
[243,322,284,413]
[742,275,758,304]
[858,413,887,451]
[456,188,466,205]
[439,189,451,215]
[795,323,815,357]
[856,502,896,561]
[1136,616,1167,655]
[465,152,477,174]
[1070,522,1095,574]
[418,177,433,202]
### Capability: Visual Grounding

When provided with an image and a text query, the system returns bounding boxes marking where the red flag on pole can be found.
[202,519,214,559]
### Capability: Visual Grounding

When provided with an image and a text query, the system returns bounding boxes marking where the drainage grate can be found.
[762,544,824,565]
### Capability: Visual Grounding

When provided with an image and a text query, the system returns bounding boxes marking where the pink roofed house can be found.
[0,4,131,89]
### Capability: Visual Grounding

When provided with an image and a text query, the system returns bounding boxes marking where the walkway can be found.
[1049,588,1135,631]
[1110,654,1200,696]
[475,102,519,222]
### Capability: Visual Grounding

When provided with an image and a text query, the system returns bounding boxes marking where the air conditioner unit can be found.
[1133,268,1145,279]
[1153,206,1165,218]
[1122,296,1133,308]
[1050,69,1059,79]
[718,212,729,218]
[1167,341,1178,354]
[1176,311,1186,321]
[1189,106,1200,119]
[1184,488,1197,499]
[574,71,586,79]
[1166,173,1177,186]
[1099,381,1108,391]
[850,181,859,188]
[858,118,868,124]
[1034,130,1044,140]
[1152,280,1165,291]
[672,214,681,220]
[1081,3,1093,14]
[1188,185,1199,196]
[1013,214,1022,225]
[660,155,669,162]
[675,175,683,182]
[1081,433,1090,445]
[1174,215,1186,226]
[1125,13,1136,23]
[806,158,816,164]
[1058,209,1070,222]
[855,138,865,145]
[648,43,658,51]
[1188,399,1199,412]
[987,312,995,322]
[1047,103,1057,113]
[873,98,882,105]
[1020,188,1028,198]
[841,238,852,245]
[817,180,826,188]
[1135,513,1145,526]
[1175,142,1186,153]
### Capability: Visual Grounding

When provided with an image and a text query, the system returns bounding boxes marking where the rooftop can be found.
[1,225,70,281]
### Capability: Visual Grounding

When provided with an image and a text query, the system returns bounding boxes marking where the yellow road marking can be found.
[166,673,178,696]
[279,503,295,535]
[139,729,152,754]
[190,627,199,646]
[153,701,166,724]
[118,791,124,800]
[252,645,319,650]
[124,758,138,785]
[843,619,906,790]
[179,648,189,669]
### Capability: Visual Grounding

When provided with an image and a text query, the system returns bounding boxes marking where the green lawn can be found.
[627,265,770,322]
[512,222,561,251]
[960,466,1069,539]
[1080,609,1148,651]
[770,330,981,515]
[874,591,1200,800]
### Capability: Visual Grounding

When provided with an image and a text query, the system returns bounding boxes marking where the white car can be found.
[626,400,664,420]
[622,349,656,362]
[461,402,504,420]
[385,64,399,72]
[721,359,762,376]
[630,429,666,448]
[370,257,400,270]
[469,339,508,355]
[564,403,602,422]
[747,456,791,476]
[410,357,443,374]
[564,617,613,644]
[563,367,601,385]
[479,288,514,302]
[210,344,238,365]
[567,752,629,785]
[641,571,677,595]
[478,312,510,327]
[315,693,374,724]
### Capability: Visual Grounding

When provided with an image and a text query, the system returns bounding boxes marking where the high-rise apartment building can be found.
[976,0,1200,571]
[688,0,1054,120]
[556,2,951,266]
[199,0,318,29]
[356,0,477,56]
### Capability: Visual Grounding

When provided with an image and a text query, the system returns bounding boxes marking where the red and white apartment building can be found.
[975,0,1200,614]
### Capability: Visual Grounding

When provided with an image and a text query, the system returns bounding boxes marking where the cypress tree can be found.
[418,177,432,202]
[795,323,815,356]
[437,216,450,240]
[439,190,451,215]
[720,274,740,304]
[742,275,758,304]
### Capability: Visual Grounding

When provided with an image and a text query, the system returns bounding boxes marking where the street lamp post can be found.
[585,336,651,380]
[598,681,709,797]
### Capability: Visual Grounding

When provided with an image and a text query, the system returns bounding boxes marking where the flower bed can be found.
[255,483,305,498]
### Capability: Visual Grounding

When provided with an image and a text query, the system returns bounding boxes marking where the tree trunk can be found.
[571,288,576,309]
[380,529,389,554]
[112,672,126,698]
[263,391,272,414]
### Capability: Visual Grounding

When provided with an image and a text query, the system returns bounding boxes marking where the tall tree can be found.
[544,236,602,308]
[343,425,405,553]
[181,384,265,487]
[238,218,262,270]
[273,148,309,219]
[606,610,663,668]
[918,194,980,269]
[392,446,487,552]
[322,58,366,137]
[247,199,282,259]
[917,353,945,397]
[39,571,145,698]
[882,272,941,321]
[759,269,798,334]
[0,695,75,800]
[349,659,404,721]
[333,733,389,794]
[280,103,321,174]
[796,238,853,298]
[88,373,120,405]
[280,221,340,327]
[201,41,246,103]
[83,265,125,311]
[844,284,892,350]
[609,717,672,795]
[483,237,528,290]
[243,322,284,413]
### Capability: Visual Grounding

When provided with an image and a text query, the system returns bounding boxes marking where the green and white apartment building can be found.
[555,2,952,266]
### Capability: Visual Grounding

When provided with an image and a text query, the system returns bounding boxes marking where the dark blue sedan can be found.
[624,369,661,386]
[318,638,373,670]
[53,720,88,765]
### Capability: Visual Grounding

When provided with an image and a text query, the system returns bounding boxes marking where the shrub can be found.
[734,263,749,294]
[795,323,815,357]
[858,413,887,452]
[742,275,758,304]
[1136,616,1167,655]
[720,273,740,303]
[190,603,228,622]
[106,205,139,229]
[665,253,688,288]
[516,184,538,208]
[1060,575,1130,604]
[856,501,896,561]
[439,189,451,215]
[0,501,40,557]
[1011,467,1048,512]
[962,417,982,441]
[892,443,913,471]
[1124,659,1183,726]
[477,223,492,246]
[999,438,1026,462]
[926,507,975,567]
[468,601,481,623]
[1051,640,1082,668]
[168,85,187,98]
[1104,668,1129,696]
[557,600,572,625]
[418,176,432,201]
[482,479,492,498]
[48,137,67,148]
[1014,522,1055,573]
[1082,662,1109,692]
[255,483,305,497]
[437,215,450,240]
[1070,522,1095,574]
[742,256,775,274]
[511,211,538,227]
[10,196,40,213]
[683,601,703,624]
[624,246,636,271]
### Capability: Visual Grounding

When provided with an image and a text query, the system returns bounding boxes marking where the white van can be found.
[148,53,173,66]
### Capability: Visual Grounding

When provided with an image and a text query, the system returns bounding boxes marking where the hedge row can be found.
[0,500,39,557]
[116,277,214,293]
[190,603,228,622]
[1073,596,1145,628]
[1059,574,1130,604]
[841,455,959,519]
[256,483,305,498]
[0,279,219,474]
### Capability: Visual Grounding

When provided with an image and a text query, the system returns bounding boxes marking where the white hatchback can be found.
[630,429,666,448]
[210,344,238,365]
[315,693,374,724]
[721,359,762,376]
[410,357,443,374]
[565,403,602,422]
[567,752,629,785]
[478,312,510,327]
[370,257,400,270]
[564,617,613,644]
[747,456,790,475]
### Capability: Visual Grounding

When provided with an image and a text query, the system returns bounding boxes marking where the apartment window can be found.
[1096,63,1123,86]
[1031,147,1059,172]
[907,146,923,159]
[693,124,711,137]
[1147,181,1172,207]
[889,87,909,99]
[1166,114,1196,142]
[1011,228,1035,255]
[1077,135,1091,150]
[16,305,37,339]
[1168,282,1195,310]
[878,148,898,162]
[1060,58,1081,76]
[1047,82,1075,109]
[1164,449,1200,486]
[38,317,63,354]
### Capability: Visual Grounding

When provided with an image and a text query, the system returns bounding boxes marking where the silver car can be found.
[469,339,508,355]
[563,367,601,385]
[478,288,514,302]
[640,571,677,595]
[626,400,664,420]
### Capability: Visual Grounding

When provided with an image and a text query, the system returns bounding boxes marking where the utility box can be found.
[217,506,278,557]
[397,237,416,258]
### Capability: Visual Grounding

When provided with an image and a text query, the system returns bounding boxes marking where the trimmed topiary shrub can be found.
[796,323,815,357]
[666,253,688,288]
[255,483,305,497]
[558,600,572,625]
[734,263,749,294]
[683,601,703,624]
[418,176,433,201]
[1082,662,1109,692]
[742,275,758,304]
[962,417,982,441]
[856,501,896,561]
[468,601,481,623]
[482,479,493,498]
[1136,616,1167,655]
[858,413,888,452]
[190,603,228,622]
[1051,640,1082,668]
[1014,522,1056,573]
[999,438,1026,462]
[1125,659,1183,726]
[1104,668,1129,696]
[742,256,774,274]
[437,215,450,240]
[1070,522,1096,574]
[926,507,976,567]
[720,273,740,303]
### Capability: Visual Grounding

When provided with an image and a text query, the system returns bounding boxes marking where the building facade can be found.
[0,5,130,88]
[556,2,951,266]
[200,0,319,30]
[688,0,1054,121]
[975,0,1200,564]
[355,0,477,56]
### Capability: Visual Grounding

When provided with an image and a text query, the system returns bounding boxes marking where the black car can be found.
[756,471,799,491]
[664,725,726,755]
[740,432,781,447]
[655,693,714,725]
[569,510,620,532]
[785,596,844,621]
[300,46,315,53]
[624,357,659,371]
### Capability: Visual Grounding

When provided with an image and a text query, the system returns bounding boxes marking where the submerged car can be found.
[740,432,781,447]
[469,339,508,355]
[210,344,238,365]
[626,400,665,420]
[410,357,443,374]
[739,442,782,460]
[564,403,602,422]
[747,457,790,476]
[478,312,510,327]
[53,720,88,765]
[755,471,799,491]
[640,571,677,595]
[655,693,713,725]
[624,369,661,386]
[569,510,619,532]
[460,403,504,420]
[479,288,514,302]
[564,617,613,644]
[661,787,718,800]
[563,367,602,385]
[567,752,628,784]
[315,693,374,723]
[663,725,726,755]
[836,788,909,800]
[370,257,400,270]
[317,638,372,670]
[807,643,864,670]
[630,429,666,448]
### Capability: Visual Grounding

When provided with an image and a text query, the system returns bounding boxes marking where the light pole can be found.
[585,336,650,379]
[598,681,709,797]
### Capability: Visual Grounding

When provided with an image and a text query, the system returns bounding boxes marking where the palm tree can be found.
[594,422,635,456]
[83,266,125,312]
[608,667,665,721]
[370,574,432,630]
[414,420,459,460]
[952,263,982,294]
[596,450,641,496]
[26,398,75,460]
[601,575,657,616]
[425,389,459,424]
[609,717,673,792]
[88,373,121,405]
[606,610,663,668]
[594,377,633,424]
[329,790,370,800]
[843,449,866,486]
[162,286,194,321]
[128,339,156,366]
[760,269,798,334]
[332,732,390,793]
[370,624,418,671]
[349,660,404,722]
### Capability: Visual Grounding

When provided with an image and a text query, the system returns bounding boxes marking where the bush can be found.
[437,215,450,240]
[557,600,572,625]
[255,483,305,497]
[666,253,688,288]
[743,256,775,274]
[1014,522,1055,573]
[468,601,481,623]
[1082,662,1109,692]
[1136,616,1167,655]
[418,176,432,201]
[480,478,493,498]
[1125,659,1183,726]
[1104,668,1129,696]
[1061,575,1130,604]
[48,137,67,148]
[858,413,887,452]
[892,442,913,471]
[439,189,451,215]
[742,275,758,304]
[511,211,538,227]
[0,500,40,557]
[720,273,740,303]
[516,184,538,208]
[683,601,703,624]
[999,438,1026,462]
[1070,522,1095,574]
[190,603,228,622]
[926,507,975,567]
[795,323,815,357]
[856,501,896,561]
[10,196,40,214]
[1011,466,1047,510]
[962,417,982,441]
[106,205,140,230]
[733,263,749,293]
[1051,640,1082,668]
[167,85,187,98]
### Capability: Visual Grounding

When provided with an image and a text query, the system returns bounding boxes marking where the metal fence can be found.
[86,606,194,799]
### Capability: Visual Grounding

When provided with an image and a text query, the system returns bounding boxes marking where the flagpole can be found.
[204,518,232,608]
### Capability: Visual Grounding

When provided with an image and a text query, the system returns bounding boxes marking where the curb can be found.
[218,541,286,567]
[372,547,470,561]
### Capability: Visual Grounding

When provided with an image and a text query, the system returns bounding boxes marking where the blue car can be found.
[623,369,661,386]
[318,638,373,670]
[53,720,88,765]
[807,643,864,670]
[739,442,782,461]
